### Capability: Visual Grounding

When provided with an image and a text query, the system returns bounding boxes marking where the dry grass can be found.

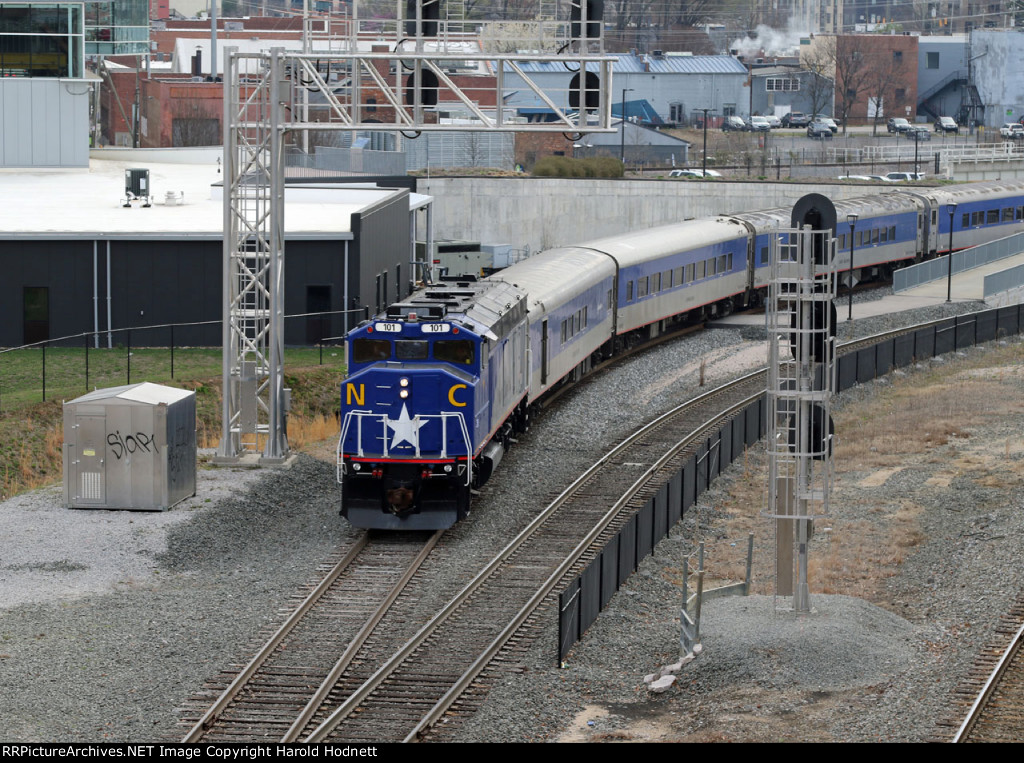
[689,340,1024,606]
[196,413,338,453]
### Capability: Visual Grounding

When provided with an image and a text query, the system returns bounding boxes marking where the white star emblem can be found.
[386,403,426,449]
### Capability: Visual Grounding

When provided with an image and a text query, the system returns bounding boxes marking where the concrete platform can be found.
[709,250,1024,328]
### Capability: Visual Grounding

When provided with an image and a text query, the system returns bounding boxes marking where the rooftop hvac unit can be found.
[124,168,152,208]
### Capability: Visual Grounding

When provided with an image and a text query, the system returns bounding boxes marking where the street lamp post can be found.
[694,107,712,178]
[947,201,958,302]
[847,213,858,321]
[620,88,634,166]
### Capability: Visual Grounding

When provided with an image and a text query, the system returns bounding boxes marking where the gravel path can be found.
[1,290,1020,743]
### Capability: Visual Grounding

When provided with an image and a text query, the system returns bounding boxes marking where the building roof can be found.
[0,149,418,240]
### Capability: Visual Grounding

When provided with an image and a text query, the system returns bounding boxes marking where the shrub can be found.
[532,156,623,178]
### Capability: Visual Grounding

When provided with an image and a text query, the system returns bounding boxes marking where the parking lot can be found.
[655,122,1023,181]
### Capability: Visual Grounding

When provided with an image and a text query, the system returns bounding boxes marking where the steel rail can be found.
[304,372,763,742]
[404,390,764,742]
[951,619,1024,743]
[181,533,369,742]
[280,529,443,742]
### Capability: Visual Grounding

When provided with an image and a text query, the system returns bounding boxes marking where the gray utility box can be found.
[63,382,196,510]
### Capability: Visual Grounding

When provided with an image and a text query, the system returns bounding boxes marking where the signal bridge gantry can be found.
[218,2,618,463]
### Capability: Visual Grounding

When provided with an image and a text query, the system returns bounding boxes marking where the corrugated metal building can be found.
[504,52,749,125]
[0,151,428,348]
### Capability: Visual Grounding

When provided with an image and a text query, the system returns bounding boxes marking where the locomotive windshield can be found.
[352,339,391,363]
[434,339,475,365]
[395,340,429,360]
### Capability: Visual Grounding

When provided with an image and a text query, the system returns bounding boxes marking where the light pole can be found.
[693,107,713,178]
[620,87,634,166]
[847,213,858,321]
[914,129,920,178]
[947,201,958,303]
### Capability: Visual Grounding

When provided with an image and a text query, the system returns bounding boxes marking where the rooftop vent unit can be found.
[386,302,446,320]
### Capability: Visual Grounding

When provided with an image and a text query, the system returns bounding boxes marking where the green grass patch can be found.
[0,346,348,500]
[0,346,345,412]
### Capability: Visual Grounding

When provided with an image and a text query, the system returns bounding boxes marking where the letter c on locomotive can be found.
[448,384,468,407]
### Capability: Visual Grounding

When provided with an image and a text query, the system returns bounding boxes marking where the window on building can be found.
[766,77,800,92]
[0,3,85,77]
[927,52,940,69]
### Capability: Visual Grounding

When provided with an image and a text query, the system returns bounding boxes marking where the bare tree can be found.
[800,41,835,119]
[826,37,873,135]
[864,49,909,135]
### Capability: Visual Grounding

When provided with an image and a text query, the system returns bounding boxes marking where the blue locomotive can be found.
[338,179,1024,529]
[338,279,530,529]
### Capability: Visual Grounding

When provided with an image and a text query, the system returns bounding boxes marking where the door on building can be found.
[306,285,332,344]
[23,287,49,345]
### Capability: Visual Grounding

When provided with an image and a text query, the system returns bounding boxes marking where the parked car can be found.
[807,121,833,139]
[907,125,931,141]
[722,115,746,132]
[934,116,959,134]
[887,117,911,134]
[765,115,782,128]
[747,115,771,132]
[1000,122,1024,139]
[781,112,810,128]
[885,172,926,181]
[668,168,723,179]
[812,115,838,133]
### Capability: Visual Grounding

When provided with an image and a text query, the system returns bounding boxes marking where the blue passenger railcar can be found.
[924,181,1024,253]
[338,280,528,529]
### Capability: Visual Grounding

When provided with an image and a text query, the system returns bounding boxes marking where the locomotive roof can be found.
[389,278,527,339]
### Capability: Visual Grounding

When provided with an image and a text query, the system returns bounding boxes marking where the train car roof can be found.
[486,246,616,312]
[915,179,1024,207]
[577,217,750,267]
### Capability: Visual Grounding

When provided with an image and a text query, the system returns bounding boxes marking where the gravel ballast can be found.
[1,292,1021,743]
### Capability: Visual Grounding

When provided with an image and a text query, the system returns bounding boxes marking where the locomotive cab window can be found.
[434,339,475,365]
[352,339,391,363]
[395,340,429,360]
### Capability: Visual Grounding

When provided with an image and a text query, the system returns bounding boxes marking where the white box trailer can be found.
[63,382,196,510]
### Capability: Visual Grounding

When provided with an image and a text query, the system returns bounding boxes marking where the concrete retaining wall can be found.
[414,177,890,254]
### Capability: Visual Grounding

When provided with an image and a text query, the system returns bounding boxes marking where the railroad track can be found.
[179,316,972,744]
[940,596,1024,743]
[179,530,441,742]
[298,371,766,743]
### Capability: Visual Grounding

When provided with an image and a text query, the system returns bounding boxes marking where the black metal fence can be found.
[557,303,1024,664]
[0,308,366,413]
